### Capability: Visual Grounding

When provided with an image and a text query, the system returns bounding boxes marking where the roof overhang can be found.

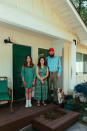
[50,0,87,45]
[0,3,74,42]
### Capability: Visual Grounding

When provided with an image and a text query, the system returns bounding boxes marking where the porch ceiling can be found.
[50,0,87,44]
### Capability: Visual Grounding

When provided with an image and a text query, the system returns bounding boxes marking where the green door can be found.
[13,44,31,100]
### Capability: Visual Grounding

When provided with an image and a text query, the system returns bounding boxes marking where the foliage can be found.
[72,0,87,25]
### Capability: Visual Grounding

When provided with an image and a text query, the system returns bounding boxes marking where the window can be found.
[76,53,87,75]
[83,54,87,74]
[38,48,49,58]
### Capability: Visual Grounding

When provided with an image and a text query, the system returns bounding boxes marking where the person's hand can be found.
[41,80,44,84]
[40,77,43,81]
[40,77,44,84]
[57,75,60,79]
[32,81,35,86]
[23,81,26,87]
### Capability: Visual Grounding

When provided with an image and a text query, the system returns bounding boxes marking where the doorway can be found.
[13,44,31,100]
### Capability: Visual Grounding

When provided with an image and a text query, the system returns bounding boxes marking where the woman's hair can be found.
[38,57,46,67]
[24,55,34,67]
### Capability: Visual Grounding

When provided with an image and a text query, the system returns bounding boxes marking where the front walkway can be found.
[19,122,87,131]
[67,122,87,131]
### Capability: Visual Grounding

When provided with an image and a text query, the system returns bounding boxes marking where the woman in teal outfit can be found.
[35,57,49,107]
[21,56,36,108]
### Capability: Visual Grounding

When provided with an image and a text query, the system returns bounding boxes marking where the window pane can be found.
[38,48,49,58]
[83,54,87,74]
[76,53,82,62]
[76,62,83,74]
[76,53,83,75]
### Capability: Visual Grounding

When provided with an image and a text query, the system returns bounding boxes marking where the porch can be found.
[0,100,80,131]
[0,101,54,131]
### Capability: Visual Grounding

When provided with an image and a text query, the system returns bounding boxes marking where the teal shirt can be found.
[21,65,36,88]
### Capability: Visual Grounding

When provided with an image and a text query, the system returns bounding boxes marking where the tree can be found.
[72,0,87,25]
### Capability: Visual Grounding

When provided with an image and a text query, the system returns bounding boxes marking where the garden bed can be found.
[32,106,80,131]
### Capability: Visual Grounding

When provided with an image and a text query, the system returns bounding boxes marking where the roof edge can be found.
[67,0,87,33]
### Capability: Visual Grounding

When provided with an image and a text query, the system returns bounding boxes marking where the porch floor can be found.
[0,101,81,131]
[0,101,55,131]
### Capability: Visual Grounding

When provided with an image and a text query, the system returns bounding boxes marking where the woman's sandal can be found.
[42,102,47,106]
[37,103,40,107]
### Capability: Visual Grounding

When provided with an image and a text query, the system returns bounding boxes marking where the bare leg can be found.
[28,88,32,107]
[25,88,29,107]
[25,88,29,100]
[37,100,40,106]
[42,100,44,103]
[28,88,32,100]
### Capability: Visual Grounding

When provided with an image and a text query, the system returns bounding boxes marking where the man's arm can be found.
[57,57,61,78]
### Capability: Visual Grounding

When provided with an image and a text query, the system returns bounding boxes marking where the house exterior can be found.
[0,0,87,101]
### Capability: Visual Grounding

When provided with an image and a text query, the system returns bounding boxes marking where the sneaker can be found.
[28,103,32,107]
[25,104,29,108]
[42,102,47,106]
